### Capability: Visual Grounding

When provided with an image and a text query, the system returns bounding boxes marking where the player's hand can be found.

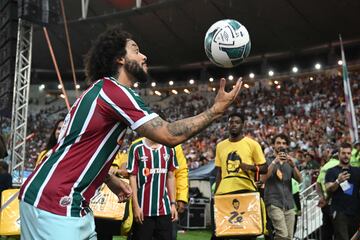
[171,204,178,222]
[212,78,242,115]
[133,205,144,224]
[177,201,187,214]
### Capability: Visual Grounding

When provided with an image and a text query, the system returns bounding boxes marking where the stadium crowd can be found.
[1,69,360,182]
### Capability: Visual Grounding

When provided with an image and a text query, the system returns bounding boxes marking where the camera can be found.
[278,147,287,154]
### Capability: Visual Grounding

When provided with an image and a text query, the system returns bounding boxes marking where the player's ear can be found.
[116,57,125,65]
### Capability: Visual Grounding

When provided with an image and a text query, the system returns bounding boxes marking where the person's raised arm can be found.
[136,78,242,147]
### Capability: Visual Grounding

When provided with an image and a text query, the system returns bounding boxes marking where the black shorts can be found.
[132,215,172,240]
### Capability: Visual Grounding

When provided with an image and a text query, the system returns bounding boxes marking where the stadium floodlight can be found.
[169,80,174,86]
[189,79,195,85]
[184,89,190,94]
[244,83,249,89]
[276,85,281,89]
[133,82,139,88]
[155,90,161,96]
[76,84,80,89]
[212,88,216,92]
[228,75,234,81]
[268,70,274,77]
[338,60,343,66]
[315,63,321,70]
[60,94,65,98]
[249,73,255,79]
[57,84,62,89]
[209,77,214,82]
[39,84,45,91]
[171,89,178,94]
[292,67,298,73]
[274,80,279,85]
[151,82,156,87]
[310,77,314,81]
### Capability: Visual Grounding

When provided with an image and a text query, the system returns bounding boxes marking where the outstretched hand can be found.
[212,78,242,115]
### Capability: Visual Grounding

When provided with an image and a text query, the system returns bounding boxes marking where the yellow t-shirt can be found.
[215,137,266,195]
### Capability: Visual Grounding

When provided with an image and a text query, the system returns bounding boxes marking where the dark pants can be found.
[133,215,172,240]
[333,212,359,240]
[95,218,121,240]
[172,220,177,240]
[320,205,334,240]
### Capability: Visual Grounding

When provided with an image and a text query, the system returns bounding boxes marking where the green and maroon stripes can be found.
[22,81,103,210]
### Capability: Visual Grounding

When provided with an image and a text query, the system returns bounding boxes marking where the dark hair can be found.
[0,160,9,172]
[45,119,64,151]
[228,111,245,123]
[339,142,352,150]
[272,133,290,145]
[84,26,132,82]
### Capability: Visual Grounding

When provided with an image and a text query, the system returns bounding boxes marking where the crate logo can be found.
[228,198,245,224]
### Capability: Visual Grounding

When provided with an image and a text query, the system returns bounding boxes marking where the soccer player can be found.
[19,25,242,239]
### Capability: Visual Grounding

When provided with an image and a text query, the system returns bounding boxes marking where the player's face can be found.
[124,40,149,83]
[228,116,243,137]
[339,147,351,165]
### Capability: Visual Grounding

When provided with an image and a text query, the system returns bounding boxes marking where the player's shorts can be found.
[20,201,97,240]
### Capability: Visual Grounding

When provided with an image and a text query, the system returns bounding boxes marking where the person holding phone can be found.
[262,133,302,240]
[325,142,360,240]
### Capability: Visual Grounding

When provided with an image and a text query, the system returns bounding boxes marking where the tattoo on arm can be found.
[150,117,164,128]
[167,108,216,138]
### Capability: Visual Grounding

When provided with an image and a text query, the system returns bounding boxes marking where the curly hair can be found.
[84,26,132,82]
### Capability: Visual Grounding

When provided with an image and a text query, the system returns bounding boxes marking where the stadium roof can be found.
[31,0,360,76]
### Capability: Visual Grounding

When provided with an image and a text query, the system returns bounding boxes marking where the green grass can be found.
[112,230,212,240]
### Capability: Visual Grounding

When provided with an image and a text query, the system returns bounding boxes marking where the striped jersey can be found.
[127,138,178,217]
[19,77,158,217]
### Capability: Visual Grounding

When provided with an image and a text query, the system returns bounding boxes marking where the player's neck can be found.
[116,68,134,87]
[229,134,243,142]
[144,138,161,149]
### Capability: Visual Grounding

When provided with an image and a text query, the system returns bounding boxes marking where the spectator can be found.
[213,112,267,240]
[0,134,8,160]
[35,119,64,166]
[325,142,360,240]
[316,153,339,240]
[0,161,12,203]
[262,133,302,240]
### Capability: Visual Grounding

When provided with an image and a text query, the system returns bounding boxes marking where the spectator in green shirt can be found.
[316,154,339,240]
[350,142,360,167]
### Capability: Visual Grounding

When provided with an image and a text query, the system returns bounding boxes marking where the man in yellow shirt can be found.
[215,112,268,195]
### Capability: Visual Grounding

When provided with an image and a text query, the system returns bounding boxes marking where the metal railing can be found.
[294,182,322,240]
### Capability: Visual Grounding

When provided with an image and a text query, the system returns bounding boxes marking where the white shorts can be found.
[20,201,97,240]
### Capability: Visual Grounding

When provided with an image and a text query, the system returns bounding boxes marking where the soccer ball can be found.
[204,19,251,68]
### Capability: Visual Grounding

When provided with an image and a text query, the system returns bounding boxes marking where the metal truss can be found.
[10,19,33,185]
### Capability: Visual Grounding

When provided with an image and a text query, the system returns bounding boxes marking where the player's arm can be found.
[104,174,132,202]
[167,170,178,222]
[136,79,242,147]
[129,174,144,224]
